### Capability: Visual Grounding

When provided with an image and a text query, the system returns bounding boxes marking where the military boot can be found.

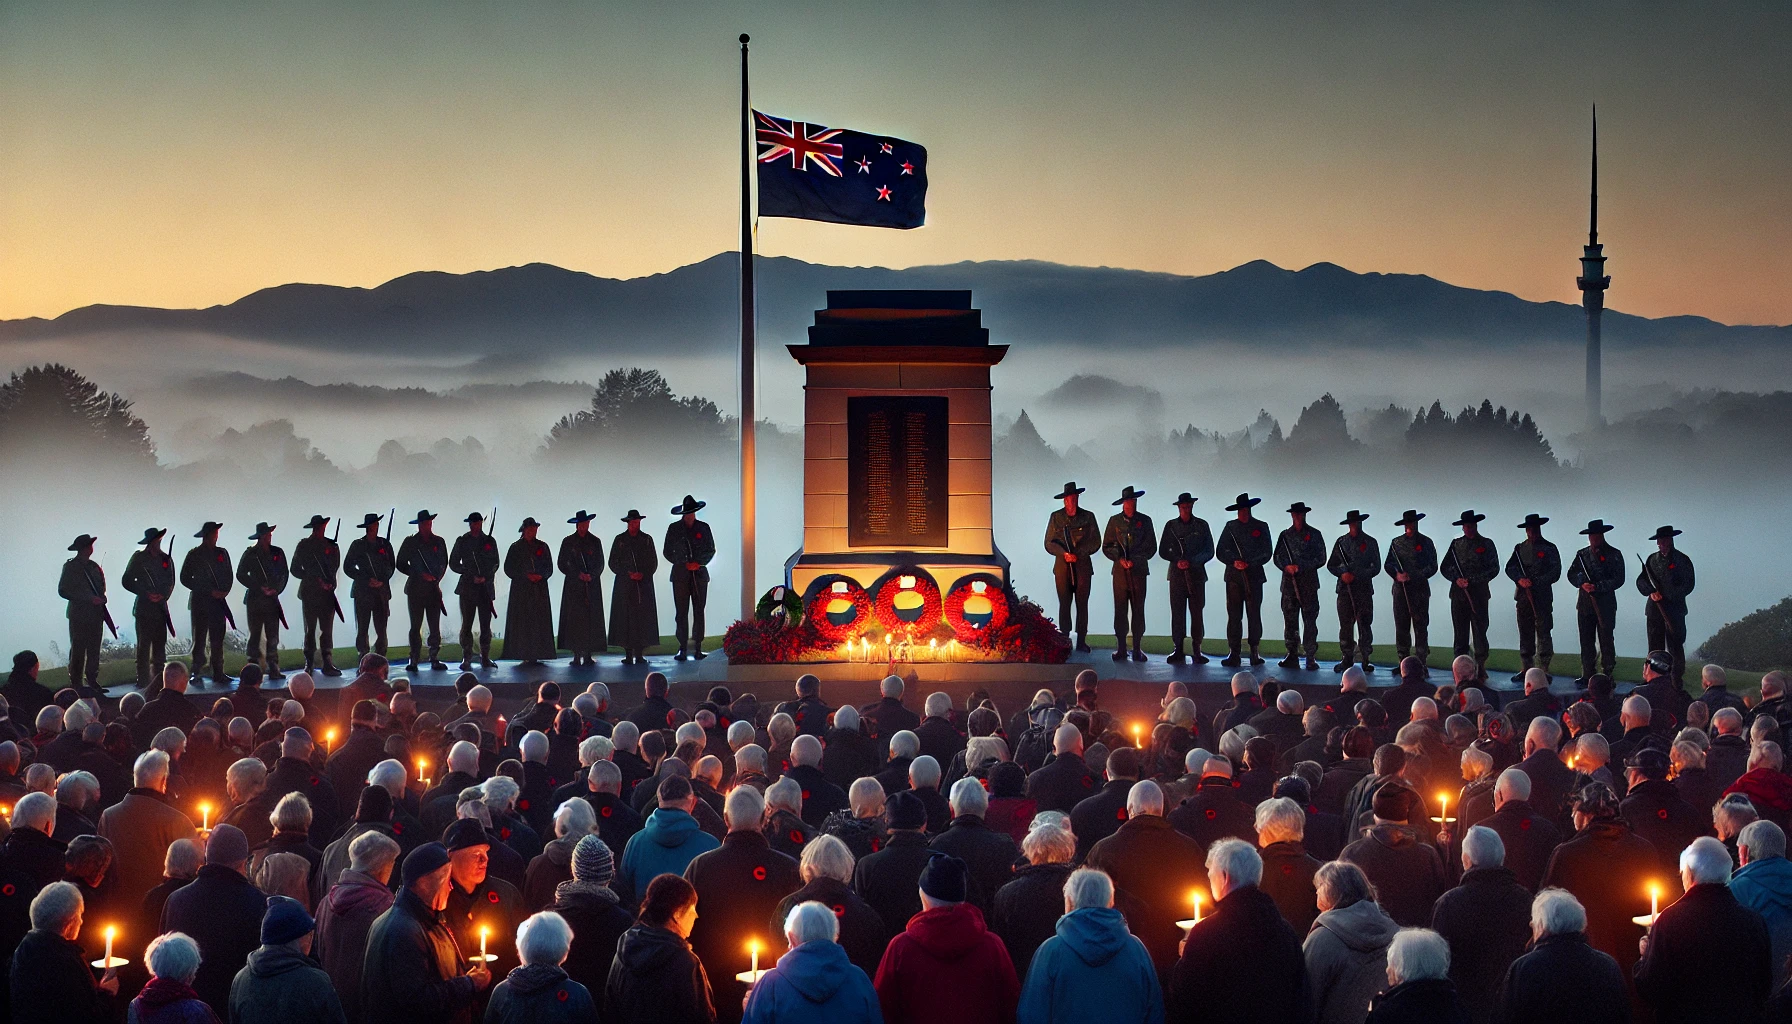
[1511,655,1532,684]
[1249,645,1264,667]
[406,648,421,672]
[1112,637,1127,662]
[480,645,495,670]
[304,654,316,674]
[1279,653,1301,670]
[1075,634,1091,654]
[429,648,447,671]
[1305,655,1320,672]
[1167,642,1186,665]
[320,656,341,678]
[459,652,474,671]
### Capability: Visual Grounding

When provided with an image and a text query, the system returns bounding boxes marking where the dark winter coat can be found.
[577,790,645,863]
[765,809,815,862]
[1258,840,1321,933]
[874,902,1018,1024]
[1494,932,1629,1024]
[820,811,888,862]
[161,864,269,1017]
[1514,749,1577,827]
[1539,818,1660,981]
[1621,778,1711,878]
[128,976,220,1024]
[1167,778,1256,852]
[1364,978,1467,1024]
[484,963,596,1024]
[927,816,1017,914]
[874,756,914,798]
[683,830,802,1023]
[1634,882,1771,1024]
[990,862,1075,981]
[853,830,934,935]
[324,727,387,818]
[228,943,347,1024]
[1167,885,1310,1024]
[545,882,632,1009]
[1315,758,1373,816]
[1084,814,1209,983]
[1340,825,1448,928]
[771,876,887,980]
[523,835,577,912]
[314,868,394,1023]
[1026,753,1098,815]
[783,765,848,828]
[605,923,716,1024]
[915,717,966,767]
[1479,799,1563,891]
[10,929,110,1024]
[1708,733,1752,793]
[0,826,66,893]
[860,698,920,742]
[265,757,341,847]
[360,887,479,1024]
[1429,866,1532,1024]
[821,726,883,792]
[100,788,197,903]
[1068,779,1134,861]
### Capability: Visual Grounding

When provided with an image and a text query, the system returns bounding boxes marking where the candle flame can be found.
[746,938,760,953]
[105,925,115,938]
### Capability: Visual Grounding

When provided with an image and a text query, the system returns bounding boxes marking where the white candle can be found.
[480,927,488,961]
[1651,886,1660,919]
[200,805,210,831]
[751,941,759,977]
[104,926,113,964]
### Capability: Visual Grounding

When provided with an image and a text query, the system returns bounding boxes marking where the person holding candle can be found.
[1634,836,1772,1024]
[362,842,492,1024]
[1537,781,1660,985]
[1167,839,1311,1024]
[683,785,802,1024]
[9,881,118,1021]
[440,819,524,980]
[1085,780,1208,984]
[161,824,267,1017]
[739,901,881,1024]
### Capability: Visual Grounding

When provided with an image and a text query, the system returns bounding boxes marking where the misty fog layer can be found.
[2,329,1787,665]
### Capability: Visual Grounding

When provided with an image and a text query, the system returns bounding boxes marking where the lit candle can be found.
[325,728,337,755]
[1651,884,1660,919]
[480,926,489,961]
[199,803,210,831]
[104,926,113,965]
[1132,723,1144,749]
[751,938,759,977]
[1436,792,1450,822]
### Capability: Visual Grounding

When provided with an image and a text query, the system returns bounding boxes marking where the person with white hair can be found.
[1429,825,1533,1024]
[771,834,885,977]
[1252,797,1321,932]
[784,733,847,827]
[11,880,118,1014]
[1168,754,1256,851]
[1248,688,1307,753]
[1014,867,1162,1024]
[3,791,65,890]
[1213,670,1265,738]
[930,776,1018,914]
[1608,694,1658,773]
[1512,714,1575,822]
[98,746,198,900]
[1634,834,1773,1022]
[1731,819,1792,989]
[1303,859,1397,1024]
[739,900,880,1023]
[1480,767,1562,890]
[1708,705,1751,791]
[821,702,881,790]
[1727,740,1792,830]
[876,729,921,796]
[1496,888,1628,1024]
[1366,928,1465,1021]
[989,822,1077,979]
[252,790,321,891]
[1026,722,1098,815]
[861,673,920,741]
[315,827,401,1019]
[906,754,951,833]
[481,910,598,1022]
[1168,838,1309,1021]
[1084,780,1208,983]
[819,776,889,861]
[916,691,966,766]
[731,743,771,793]
[133,931,210,1020]
[683,783,803,1015]
[763,775,814,859]
[263,727,341,846]
[520,797,598,910]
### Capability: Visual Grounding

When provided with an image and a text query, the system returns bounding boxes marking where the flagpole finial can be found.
[740,33,749,44]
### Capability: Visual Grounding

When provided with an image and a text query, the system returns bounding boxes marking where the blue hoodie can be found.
[742,939,882,1024]
[1017,906,1163,1024]
[617,807,719,908]
[1732,854,1792,987]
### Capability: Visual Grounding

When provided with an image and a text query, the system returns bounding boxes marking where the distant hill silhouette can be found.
[3,254,1786,356]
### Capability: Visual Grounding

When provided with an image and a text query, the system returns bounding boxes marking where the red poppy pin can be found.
[310,776,320,786]
[832,904,846,918]
[500,827,511,840]
[1115,808,1127,821]
[556,990,569,1002]
[1282,864,1294,876]
[1252,529,1261,537]
[487,890,501,904]
[1519,819,1531,831]
[1658,808,1669,820]
[789,830,803,844]
[802,790,811,801]
[518,799,530,811]
[1205,808,1217,820]
[1475,547,1485,554]
[601,806,613,818]
[752,866,767,881]
[1,885,12,896]
[393,822,404,835]
[871,839,882,852]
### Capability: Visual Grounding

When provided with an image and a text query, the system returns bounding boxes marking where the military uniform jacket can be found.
[1044,508,1102,581]
[344,535,397,603]
[1326,532,1382,594]
[1441,535,1501,585]
[662,519,716,584]
[1636,548,1695,615]
[123,549,177,617]
[557,532,605,588]
[1102,512,1157,579]
[290,535,341,604]
[1566,544,1626,595]
[449,531,500,600]
[503,537,557,660]
[1160,516,1215,582]
[1217,518,1274,584]
[1274,525,1327,587]
[180,544,235,611]
[394,533,448,598]
[1383,532,1438,588]
[1505,539,1562,602]
[236,545,290,606]
[58,557,106,625]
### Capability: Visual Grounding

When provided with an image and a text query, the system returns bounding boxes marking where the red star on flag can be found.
[875,184,893,201]
[855,156,872,173]
[900,161,914,175]
[879,142,893,154]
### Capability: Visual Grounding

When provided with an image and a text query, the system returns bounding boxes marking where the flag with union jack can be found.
[754,111,927,229]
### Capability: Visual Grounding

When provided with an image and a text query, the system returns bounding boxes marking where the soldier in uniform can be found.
[449,512,500,671]
[57,534,108,692]
[608,510,660,665]
[1327,510,1381,673]
[395,510,449,672]
[1217,493,1273,668]
[1637,525,1695,686]
[502,517,556,666]
[180,521,235,685]
[663,495,716,661]
[1102,485,1156,662]
[291,515,343,677]
[1565,519,1624,685]
[557,510,606,667]
[343,513,395,659]
[1273,502,1326,672]
[1384,510,1437,676]
[1441,511,1501,684]
[237,522,291,680]
[1505,513,1561,683]
[123,527,177,689]
[1160,492,1214,665]
[1043,482,1101,653]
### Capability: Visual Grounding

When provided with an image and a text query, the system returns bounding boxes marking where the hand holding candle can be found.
[1176,891,1203,930]
[471,924,495,963]
[1430,791,1454,824]
[1634,882,1662,926]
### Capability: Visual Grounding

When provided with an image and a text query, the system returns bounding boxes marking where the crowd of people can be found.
[0,643,1790,1023]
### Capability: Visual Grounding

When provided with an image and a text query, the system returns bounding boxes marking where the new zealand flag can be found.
[754,111,927,229]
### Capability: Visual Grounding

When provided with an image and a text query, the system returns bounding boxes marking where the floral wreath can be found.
[870,566,943,640]
[803,575,872,645]
[942,574,1011,644]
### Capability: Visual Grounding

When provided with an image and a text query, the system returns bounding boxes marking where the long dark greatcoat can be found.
[502,537,556,660]
[608,530,660,651]
[556,531,607,653]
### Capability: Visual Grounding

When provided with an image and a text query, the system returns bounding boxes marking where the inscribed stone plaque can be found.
[847,396,948,547]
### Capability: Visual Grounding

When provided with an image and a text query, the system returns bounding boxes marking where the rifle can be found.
[83,556,118,639]
[1336,537,1360,629]
[160,530,177,639]
[253,547,289,630]
[482,506,499,623]
[1636,553,1667,631]
[1175,529,1197,597]
[205,548,237,630]
[1227,524,1258,603]
[1515,544,1543,626]
[330,517,345,622]
[631,549,643,607]
[1447,536,1487,637]
[1390,546,1414,618]
[311,528,346,624]
[1572,548,1606,633]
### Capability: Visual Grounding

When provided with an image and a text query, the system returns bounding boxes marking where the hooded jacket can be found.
[1016,906,1162,1024]
[1732,853,1792,989]
[1339,825,1447,928]
[742,939,882,1024]
[1303,898,1399,1024]
[617,807,720,909]
[874,902,1018,1024]
[314,868,395,1022]
[523,833,578,911]
[228,943,346,1024]
[772,877,888,980]
[605,923,716,1024]
[1727,768,1792,829]
[484,963,597,1024]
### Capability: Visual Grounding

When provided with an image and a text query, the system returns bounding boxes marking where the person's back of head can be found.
[795,674,820,699]
[1206,838,1262,895]
[1451,655,1477,686]
[764,777,802,818]
[909,755,941,791]
[1682,835,1733,887]
[12,792,54,834]
[924,692,951,719]
[1714,707,1744,737]
[1461,824,1505,871]
[1494,767,1532,805]
[1231,672,1258,697]
[791,734,823,769]
[947,776,987,819]
[1342,666,1368,693]
[519,730,549,764]
[164,838,203,881]
[724,785,764,833]
[1529,887,1587,942]
[640,873,696,929]
[1372,743,1406,779]
[1739,819,1787,866]
[1052,722,1083,757]
[880,675,904,700]
[1253,797,1304,847]
[657,773,694,810]
[1343,726,1376,761]
[1386,928,1451,985]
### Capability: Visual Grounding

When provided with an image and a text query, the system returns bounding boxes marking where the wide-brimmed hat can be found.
[620,509,645,523]
[1113,485,1145,505]
[1225,493,1261,511]
[304,514,330,529]
[1649,525,1683,541]
[1452,510,1486,526]
[137,528,166,545]
[408,510,437,525]
[1340,510,1369,525]
[518,517,541,532]
[1579,519,1613,535]
[567,510,597,524]
[1395,510,1425,526]
[358,513,383,529]
[1172,492,1197,506]
[247,522,275,539]
[67,534,96,552]
[670,495,706,515]
[463,512,485,524]
[194,521,224,537]
[1053,481,1086,499]
[1517,514,1550,530]
[1286,502,1313,516]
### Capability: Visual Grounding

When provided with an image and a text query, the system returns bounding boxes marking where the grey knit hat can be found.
[571,834,615,887]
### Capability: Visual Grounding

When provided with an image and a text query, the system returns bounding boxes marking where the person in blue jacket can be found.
[742,900,882,1024]
[617,775,720,910]
[1017,867,1163,1024]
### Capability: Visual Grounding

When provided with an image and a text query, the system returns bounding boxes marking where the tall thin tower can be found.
[1577,106,1610,427]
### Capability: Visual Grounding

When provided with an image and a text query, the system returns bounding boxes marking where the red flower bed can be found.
[722,617,815,664]
[804,576,872,645]
[870,567,943,640]
[943,574,1011,644]
[990,597,1072,663]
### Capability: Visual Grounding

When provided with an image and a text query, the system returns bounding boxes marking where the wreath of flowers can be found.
[990,596,1073,663]
[803,576,872,645]
[722,617,813,664]
[942,574,1012,644]
[870,567,943,640]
